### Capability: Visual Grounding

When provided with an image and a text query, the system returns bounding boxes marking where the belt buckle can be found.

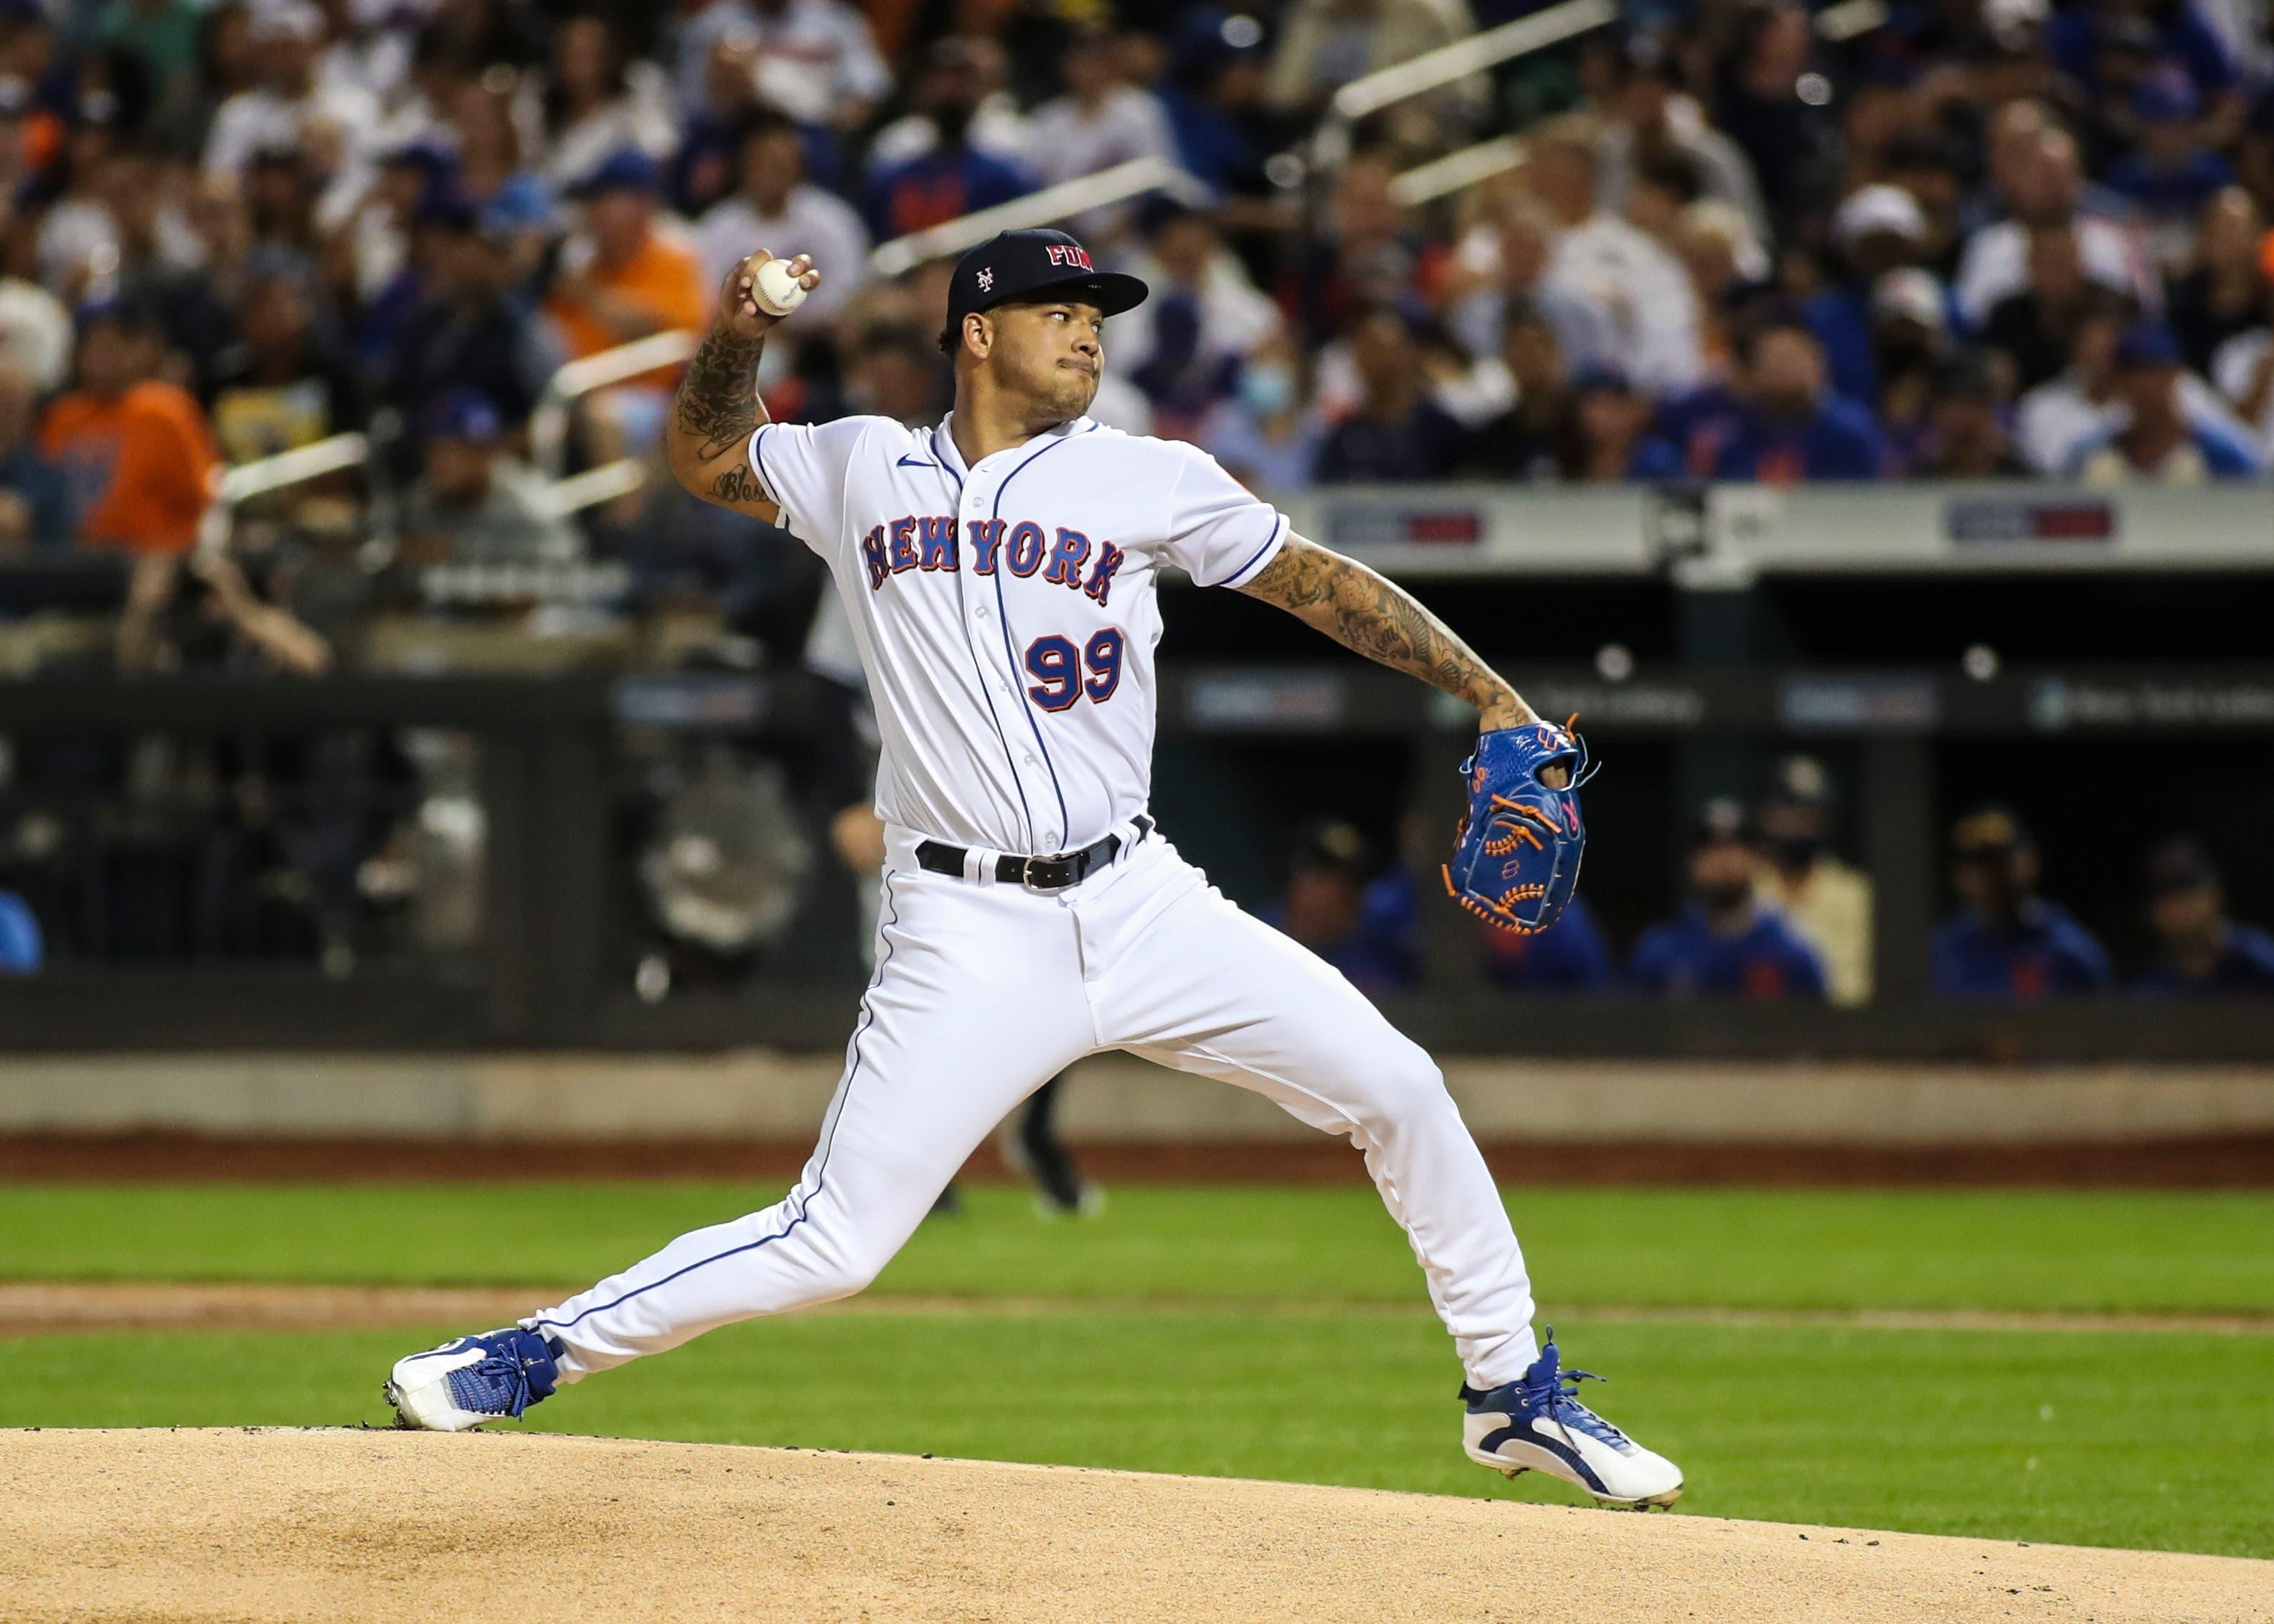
[1020,851,1079,892]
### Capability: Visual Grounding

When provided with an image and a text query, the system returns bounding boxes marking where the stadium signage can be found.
[1943,499,2116,546]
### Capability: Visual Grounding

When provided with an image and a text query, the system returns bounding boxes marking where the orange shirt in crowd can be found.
[545,232,708,387]
[39,381,220,555]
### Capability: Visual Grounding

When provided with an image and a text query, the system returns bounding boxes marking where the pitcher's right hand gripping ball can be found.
[723,251,818,329]
[1444,719,1595,935]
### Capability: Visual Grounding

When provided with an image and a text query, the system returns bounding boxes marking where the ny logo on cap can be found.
[1044,245,1094,270]
[977,267,994,291]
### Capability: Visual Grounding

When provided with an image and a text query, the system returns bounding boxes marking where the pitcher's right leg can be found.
[385,865,1094,1428]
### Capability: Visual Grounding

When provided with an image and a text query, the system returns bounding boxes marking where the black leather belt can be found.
[917,816,1152,892]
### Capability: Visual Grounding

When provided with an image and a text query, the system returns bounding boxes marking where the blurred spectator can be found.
[1530,115,1703,394]
[2067,320,2263,481]
[1446,200,1620,382]
[2136,837,2274,996]
[1868,269,1953,457]
[1260,820,1417,997]
[1024,28,1176,245]
[2105,70,2235,240]
[1983,222,2105,391]
[863,44,1031,241]
[1153,9,1274,203]
[1292,149,1430,353]
[2044,0,2242,144]
[1807,185,1932,407]
[1565,363,1672,482]
[1709,2,1840,237]
[0,247,72,395]
[39,298,217,556]
[1313,306,1467,483]
[1752,757,1872,1006]
[544,150,707,448]
[1710,314,1887,482]
[0,887,40,973]
[1196,326,1322,494]
[1955,122,2154,327]
[1597,32,1770,256]
[1909,357,2032,478]
[0,360,71,546]
[1630,799,1828,1000]
[1482,893,1612,993]
[697,109,868,324]
[1459,303,1572,481]
[376,204,549,461]
[2210,240,2274,461]
[94,0,206,117]
[840,324,945,428]
[1931,806,2111,999]
[866,37,1026,173]
[2168,189,2266,374]
[202,2,377,179]
[730,0,891,134]
[207,254,363,463]
[529,14,676,192]
[398,390,576,570]
[447,72,555,260]
[1116,202,1280,436]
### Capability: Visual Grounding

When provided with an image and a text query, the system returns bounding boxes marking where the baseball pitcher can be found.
[384,228,1682,1509]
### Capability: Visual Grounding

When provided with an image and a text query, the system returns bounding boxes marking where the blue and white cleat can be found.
[1461,1333,1684,1509]
[384,1327,564,1432]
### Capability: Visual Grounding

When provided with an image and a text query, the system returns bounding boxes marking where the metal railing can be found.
[195,326,705,557]
[530,328,701,478]
[1310,0,1619,181]
[867,157,1212,279]
[1390,136,1527,208]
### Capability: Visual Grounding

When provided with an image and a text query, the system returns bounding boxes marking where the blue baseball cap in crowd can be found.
[938,228,1148,354]
[572,148,660,199]
[427,389,503,444]
[2113,321,2183,370]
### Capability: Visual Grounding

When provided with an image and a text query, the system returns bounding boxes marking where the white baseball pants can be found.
[529,824,1542,1387]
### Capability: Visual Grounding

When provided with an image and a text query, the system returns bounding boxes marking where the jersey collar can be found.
[933,411,1094,479]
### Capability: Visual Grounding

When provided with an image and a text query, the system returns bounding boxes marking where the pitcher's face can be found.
[977,300,1105,422]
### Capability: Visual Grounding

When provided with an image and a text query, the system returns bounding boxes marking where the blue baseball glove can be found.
[1443,717,1595,935]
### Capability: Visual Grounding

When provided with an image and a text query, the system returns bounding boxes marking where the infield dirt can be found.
[1,1429,2265,1623]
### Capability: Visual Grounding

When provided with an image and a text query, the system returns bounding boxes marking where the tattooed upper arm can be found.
[1235,533,1338,610]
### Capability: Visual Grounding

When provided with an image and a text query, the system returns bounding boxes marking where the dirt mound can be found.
[1,1429,2264,1623]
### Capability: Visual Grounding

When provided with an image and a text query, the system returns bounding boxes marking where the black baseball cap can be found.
[938,228,1148,355]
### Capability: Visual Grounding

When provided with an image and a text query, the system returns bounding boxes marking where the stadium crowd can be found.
[0,0,2263,593]
[0,0,2270,989]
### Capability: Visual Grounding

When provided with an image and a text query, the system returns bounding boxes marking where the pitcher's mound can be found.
[1,1428,2264,1623]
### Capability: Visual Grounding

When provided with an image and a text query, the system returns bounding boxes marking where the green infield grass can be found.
[1,1183,2270,1313]
[1,1182,2270,1558]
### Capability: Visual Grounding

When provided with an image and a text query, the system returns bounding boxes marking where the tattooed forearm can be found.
[671,325,767,461]
[1237,534,1532,726]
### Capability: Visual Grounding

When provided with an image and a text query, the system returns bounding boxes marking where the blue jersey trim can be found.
[536,869,902,1335]
[1213,510,1289,589]
[989,425,1096,851]
[932,424,1036,853]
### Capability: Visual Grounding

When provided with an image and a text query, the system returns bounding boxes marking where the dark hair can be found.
[542,14,627,136]
[1635,149,1704,207]
[735,105,799,151]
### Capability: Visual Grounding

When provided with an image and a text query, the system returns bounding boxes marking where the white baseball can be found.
[753,257,808,317]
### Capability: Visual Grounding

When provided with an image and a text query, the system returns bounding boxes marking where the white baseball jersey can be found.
[750,412,1288,856]
[517,405,1548,1410]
